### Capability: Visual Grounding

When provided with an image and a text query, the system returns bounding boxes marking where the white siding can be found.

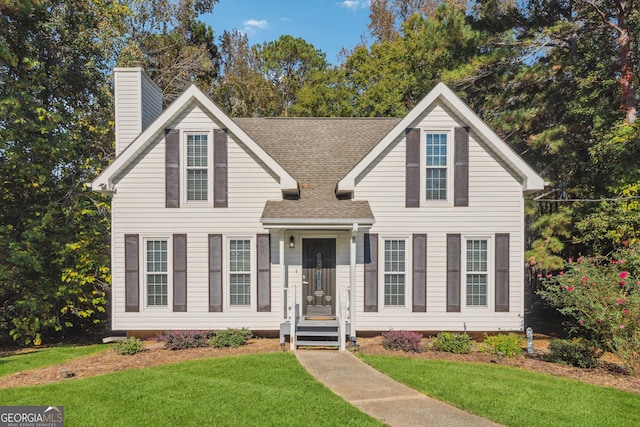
[353,101,526,332]
[114,68,162,155]
[111,102,283,331]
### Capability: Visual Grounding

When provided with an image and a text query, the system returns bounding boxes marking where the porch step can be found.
[295,319,341,349]
[296,340,340,348]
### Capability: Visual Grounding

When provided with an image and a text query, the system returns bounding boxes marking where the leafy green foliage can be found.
[543,338,603,369]
[210,328,252,348]
[481,333,523,358]
[538,252,640,373]
[430,332,473,354]
[381,330,423,352]
[112,337,145,355]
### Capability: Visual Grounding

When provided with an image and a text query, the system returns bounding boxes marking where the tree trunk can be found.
[615,0,636,124]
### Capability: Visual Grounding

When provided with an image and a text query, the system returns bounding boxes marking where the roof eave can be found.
[260,217,375,229]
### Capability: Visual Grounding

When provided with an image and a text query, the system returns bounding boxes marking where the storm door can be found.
[302,239,336,317]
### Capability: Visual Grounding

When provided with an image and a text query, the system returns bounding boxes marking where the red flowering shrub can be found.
[538,252,640,374]
[381,330,423,352]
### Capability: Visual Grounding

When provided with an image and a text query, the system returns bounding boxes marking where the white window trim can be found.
[142,235,173,310]
[379,236,411,310]
[420,128,454,207]
[462,235,493,311]
[225,235,256,311]
[181,129,214,206]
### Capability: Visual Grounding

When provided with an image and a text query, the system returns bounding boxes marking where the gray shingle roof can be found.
[232,117,401,222]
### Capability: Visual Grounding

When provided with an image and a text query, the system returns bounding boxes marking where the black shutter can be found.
[447,234,461,312]
[406,128,420,208]
[208,234,223,312]
[495,233,510,312]
[364,233,378,312]
[165,129,180,208]
[124,234,139,312]
[173,234,187,312]
[412,234,427,312]
[214,128,228,208]
[257,234,271,312]
[454,127,469,207]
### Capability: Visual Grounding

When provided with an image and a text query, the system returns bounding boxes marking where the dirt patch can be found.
[1,336,639,395]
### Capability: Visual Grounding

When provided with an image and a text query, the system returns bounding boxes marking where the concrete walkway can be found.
[296,350,502,427]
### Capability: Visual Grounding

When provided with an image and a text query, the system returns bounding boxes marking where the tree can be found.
[0,0,119,343]
[210,30,278,117]
[254,35,329,117]
[118,0,220,105]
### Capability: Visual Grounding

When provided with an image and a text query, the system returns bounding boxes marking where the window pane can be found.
[466,274,487,306]
[426,168,447,200]
[466,240,488,272]
[230,239,251,306]
[187,169,208,201]
[426,134,447,166]
[146,240,167,273]
[426,133,447,200]
[187,134,208,167]
[384,274,405,306]
[147,274,168,306]
[384,239,406,306]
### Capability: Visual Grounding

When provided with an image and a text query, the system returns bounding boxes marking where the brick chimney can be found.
[113,66,163,155]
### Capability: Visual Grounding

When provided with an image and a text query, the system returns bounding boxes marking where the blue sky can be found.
[201,0,372,64]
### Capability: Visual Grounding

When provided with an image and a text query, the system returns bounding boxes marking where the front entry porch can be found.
[273,226,361,351]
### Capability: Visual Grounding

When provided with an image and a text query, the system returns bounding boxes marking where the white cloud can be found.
[243,19,269,33]
[338,0,369,11]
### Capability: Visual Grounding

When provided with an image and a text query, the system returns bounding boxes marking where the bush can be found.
[381,330,423,353]
[431,332,472,354]
[210,328,252,348]
[156,330,213,350]
[538,252,640,374]
[112,337,145,355]
[543,338,603,369]
[482,333,523,358]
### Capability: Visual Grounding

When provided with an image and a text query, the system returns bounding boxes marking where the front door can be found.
[302,238,336,317]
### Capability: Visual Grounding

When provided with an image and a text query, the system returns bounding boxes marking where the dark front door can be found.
[302,238,336,316]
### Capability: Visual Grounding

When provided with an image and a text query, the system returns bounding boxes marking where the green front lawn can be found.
[360,354,640,427]
[0,345,107,378]
[0,352,382,426]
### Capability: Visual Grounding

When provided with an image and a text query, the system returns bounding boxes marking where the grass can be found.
[0,352,382,426]
[0,344,107,378]
[360,354,640,427]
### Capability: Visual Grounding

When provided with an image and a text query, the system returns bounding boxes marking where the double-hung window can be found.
[146,239,168,307]
[229,239,251,306]
[466,239,488,307]
[186,134,208,202]
[425,133,448,200]
[384,239,406,306]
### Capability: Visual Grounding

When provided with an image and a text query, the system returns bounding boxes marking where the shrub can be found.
[381,330,423,353]
[482,333,523,358]
[431,332,472,354]
[538,252,640,374]
[112,337,145,355]
[543,338,603,369]
[210,328,252,348]
[156,330,212,350]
